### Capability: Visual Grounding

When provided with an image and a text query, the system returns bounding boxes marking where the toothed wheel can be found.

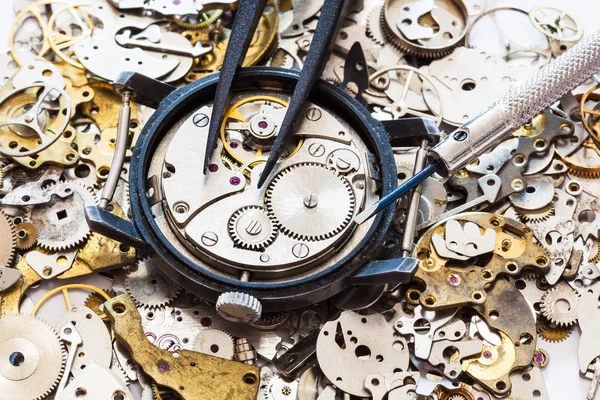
[14,222,36,251]
[265,163,356,241]
[514,205,556,224]
[0,315,67,400]
[193,328,235,360]
[366,6,386,45]
[381,0,467,58]
[29,183,96,251]
[536,316,574,342]
[228,206,278,251]
[124,259,181,309]
[0,210,16,268]
[540,285,579,327]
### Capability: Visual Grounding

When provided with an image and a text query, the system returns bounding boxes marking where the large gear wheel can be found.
[540,285,579,327]
[381,0,467,58]
[366,6,387,46]
[0,210,16,268]
[228,206,278,251]
[193,328,235,360]
[29,183,96,251]
[0,315,66,400]
[265,163,356,241]
[124,259,182,309]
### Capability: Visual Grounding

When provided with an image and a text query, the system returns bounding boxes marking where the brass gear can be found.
[536,316,574,342]
[590,240,600,264]
[14,221,36,251]
[0,209,16,268]
[0,315,67,400]
[152,383,181,400]
[84,289,117,322]
[172,9,223,29]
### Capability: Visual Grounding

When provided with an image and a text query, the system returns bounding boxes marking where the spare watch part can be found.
[86,67,419,314]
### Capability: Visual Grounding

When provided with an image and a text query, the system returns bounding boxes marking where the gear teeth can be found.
[566,165,600,179]
[540,285,579,327]
[380,5,461,59]
[31,182,96,252]
[227,206,278,251]
[537,317,574,342]
[172,9,223,29]
[265,162,356,242]
[0,315,67,400]
[0,209,17,268]
[14,221,37,251]
[514,205,556,223]
[124,259,181,309]
[366,6,386,46]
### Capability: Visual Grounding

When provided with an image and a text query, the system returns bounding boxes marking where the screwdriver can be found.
[356,30,600,224]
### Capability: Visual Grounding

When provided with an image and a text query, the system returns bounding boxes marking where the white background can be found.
[2,0,600,398]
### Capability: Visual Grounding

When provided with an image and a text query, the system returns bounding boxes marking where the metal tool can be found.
[203,0,348,180]
[256,0,348,188]
[356,30,600,224]
[203,0,270,174]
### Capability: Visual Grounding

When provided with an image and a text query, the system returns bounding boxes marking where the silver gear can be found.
[124,259,182,309]
[366,6,386,46]
[381,0,466,58]
[514,205,556,224]
[193,328,235,360]
[0,315,66,400]
[29,183,96,251]
[540,284,579,327]
[0,209,16,268]
[265,163,356,241]
[228,206,278,251]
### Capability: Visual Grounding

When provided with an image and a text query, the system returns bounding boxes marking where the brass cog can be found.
[84,289,117,322]
[152,383,181,400]
[536,316,573,342]
[14,221,36,251]
[172,9,223,29]
[0,209,16,268]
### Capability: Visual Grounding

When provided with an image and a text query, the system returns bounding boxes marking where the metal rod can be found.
[99,90,131,210]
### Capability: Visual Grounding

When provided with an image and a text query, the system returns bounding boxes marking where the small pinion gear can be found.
[265,162,356,241]
[228,206,278,251]
[124,259,182,309]
[14,221,37,251]
[540,285,579,327]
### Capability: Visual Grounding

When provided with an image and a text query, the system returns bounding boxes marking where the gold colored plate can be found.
[105,294,260,400]
[412,212,550,309]
[0,203,135,316]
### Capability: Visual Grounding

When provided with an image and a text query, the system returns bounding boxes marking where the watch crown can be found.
[215,292,262,323]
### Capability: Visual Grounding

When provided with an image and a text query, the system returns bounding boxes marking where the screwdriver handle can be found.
[431,30,600,176]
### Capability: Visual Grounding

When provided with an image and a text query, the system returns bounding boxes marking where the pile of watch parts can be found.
[0,0,598,399]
